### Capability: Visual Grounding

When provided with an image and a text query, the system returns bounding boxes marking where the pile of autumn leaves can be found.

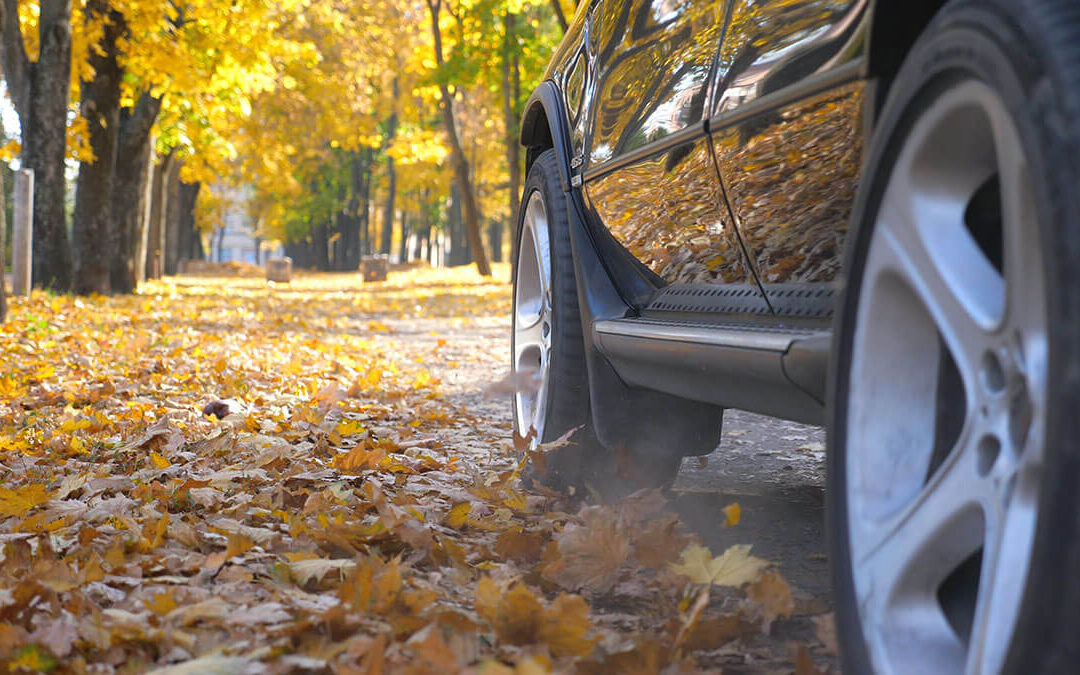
[0,267,825,673]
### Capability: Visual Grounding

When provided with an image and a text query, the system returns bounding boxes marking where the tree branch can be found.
[0,0,30,119]
[550,0,568,33]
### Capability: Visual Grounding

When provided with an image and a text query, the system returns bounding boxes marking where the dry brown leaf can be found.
[632,514,691,568]
[794,644,826,675]
[493,530,545,563]
[813,613,839,655]
[542,507,630,593]
[745,569,795,631]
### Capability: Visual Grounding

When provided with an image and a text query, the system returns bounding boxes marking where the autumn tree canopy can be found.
[0,0,568,291]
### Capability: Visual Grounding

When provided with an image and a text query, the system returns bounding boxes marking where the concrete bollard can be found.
[12,169,33,297]
[266,257,292,283]
[362,254,388,282]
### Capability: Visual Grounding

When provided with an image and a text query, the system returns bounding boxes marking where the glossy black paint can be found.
[710,0,869,286]
[535,0,873,306]
[517,0,908,430]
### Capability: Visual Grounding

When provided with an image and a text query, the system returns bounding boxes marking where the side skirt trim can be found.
[594,318,829,425]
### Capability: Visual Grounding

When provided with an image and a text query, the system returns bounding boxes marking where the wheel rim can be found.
[513,189,553,443]
[846,80,1048,675]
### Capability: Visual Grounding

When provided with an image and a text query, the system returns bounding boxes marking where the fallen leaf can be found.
[745,569,795,631]
[0,485,51,518]
[723,502,741,528]
[813,613,838,654]
[794,644,825,675]
[670,544,770,587]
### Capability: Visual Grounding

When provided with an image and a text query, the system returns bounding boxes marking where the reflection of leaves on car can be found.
[590,0,725,162]
[589,142,751,284]
[715,84,862,282]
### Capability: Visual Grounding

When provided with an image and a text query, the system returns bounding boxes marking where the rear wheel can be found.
[829,1,1080,672]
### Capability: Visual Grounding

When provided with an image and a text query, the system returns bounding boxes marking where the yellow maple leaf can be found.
[335,419,367,436]
[0,485,51,518]
[150,452,171,469]
[670,544,770,587]
[9,645,56,672]
[445,502,471,528]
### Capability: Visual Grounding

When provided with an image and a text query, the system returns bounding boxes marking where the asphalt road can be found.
[672,410,830,602]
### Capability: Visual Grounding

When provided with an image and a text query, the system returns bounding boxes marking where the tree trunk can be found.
[164,161,182,274]
[550,0,569,32]
[1,0,75,290]
[488,220,503,263]
[503,11,523,265]
[448,183,467,266]
[380,81,399,257]
[358,148,373,257]
[71,0,123,296]
[285,240,311,269]
[145,152,172,279]
[397,211,409,263]
[0,168,6,322]
[177,181,201,261]
[311,222,330,270]
[342,150,369,270]
[110,93,161,293]
[425,0,491,276]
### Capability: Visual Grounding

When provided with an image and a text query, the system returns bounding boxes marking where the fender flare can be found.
[520,81,575,193]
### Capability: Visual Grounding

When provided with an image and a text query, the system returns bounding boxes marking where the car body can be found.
[512,0,1080,672]
[518,0,887,451]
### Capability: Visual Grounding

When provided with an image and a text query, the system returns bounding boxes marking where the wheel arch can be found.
[520,81,574,193]
[517,80,726,461]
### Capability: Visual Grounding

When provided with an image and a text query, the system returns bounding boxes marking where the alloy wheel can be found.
[845,80,1048,674]
[513,189,553,443]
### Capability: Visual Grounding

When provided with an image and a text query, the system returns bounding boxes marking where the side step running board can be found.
[594,318,830,425]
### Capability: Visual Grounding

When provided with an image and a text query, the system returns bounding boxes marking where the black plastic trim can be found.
[595,318,826,425]
[523,80,726,458]
[521,84,575,193]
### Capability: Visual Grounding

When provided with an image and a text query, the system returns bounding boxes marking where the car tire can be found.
[829,0,1080,673]
[512,149,595,490]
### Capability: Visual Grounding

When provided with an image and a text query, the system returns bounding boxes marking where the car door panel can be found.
[580,0,766,298]
[709,0,868,287]
[584,135,753,286]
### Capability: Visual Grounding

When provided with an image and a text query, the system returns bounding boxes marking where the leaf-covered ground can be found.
[0,265,834,673]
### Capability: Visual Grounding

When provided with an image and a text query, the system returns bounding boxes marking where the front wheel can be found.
[511,149,682,495]
[512,149,593,489]
[829,0,1080,672]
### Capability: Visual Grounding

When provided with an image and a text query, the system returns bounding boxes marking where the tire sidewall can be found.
[512,149,591,450]
[828,2,1080,672]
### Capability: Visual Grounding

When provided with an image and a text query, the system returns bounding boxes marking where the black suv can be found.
[510,0,1080,672]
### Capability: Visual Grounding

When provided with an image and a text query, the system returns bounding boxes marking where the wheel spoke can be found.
[854,431,992,672]
[874,177,1000,390]
[991,106,1050,444]
[856,432,987,593]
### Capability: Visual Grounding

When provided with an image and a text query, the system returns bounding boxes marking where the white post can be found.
[12,169,33,297]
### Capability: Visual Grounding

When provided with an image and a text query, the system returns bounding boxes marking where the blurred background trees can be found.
[0,0,569,292]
